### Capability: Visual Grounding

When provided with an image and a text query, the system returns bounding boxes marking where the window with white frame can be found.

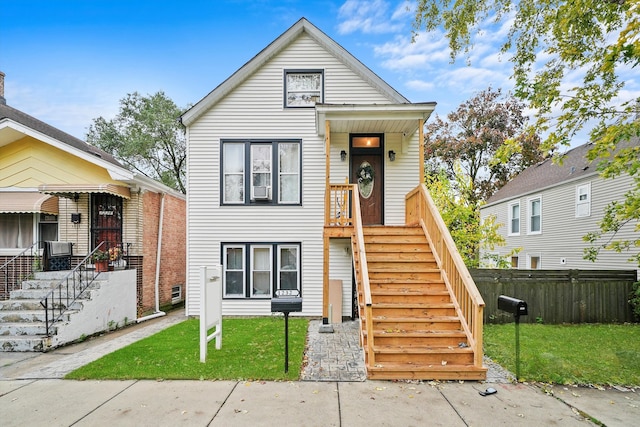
[284,70,323,107]
[528,254,541,269]
[223,245,245,297]
[508,202,520,235]
[221,140,301,205]
[576,182,591,217]
[528,196,542,234]
[222,243,301,298]
[511,256,519,268]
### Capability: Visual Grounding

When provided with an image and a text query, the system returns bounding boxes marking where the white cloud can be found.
[405,79,434,91]
[337,0,406,34]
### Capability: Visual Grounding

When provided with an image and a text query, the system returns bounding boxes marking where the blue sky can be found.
[3,0,632,145]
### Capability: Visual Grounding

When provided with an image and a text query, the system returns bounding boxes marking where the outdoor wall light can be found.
[340,150,347,161]
[388,150,396,162]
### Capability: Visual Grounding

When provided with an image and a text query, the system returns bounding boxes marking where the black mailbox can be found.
[498,295,528,316]
[271,297,302,313]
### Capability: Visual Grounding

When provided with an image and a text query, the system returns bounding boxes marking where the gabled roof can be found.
[0,102,123,168]
[484,138,639,207]
[485,142,599,206]
[181,17,411,126]
[0,100,185,199]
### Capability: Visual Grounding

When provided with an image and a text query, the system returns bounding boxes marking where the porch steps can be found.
[356,226,486,380]
[0,271,100,352]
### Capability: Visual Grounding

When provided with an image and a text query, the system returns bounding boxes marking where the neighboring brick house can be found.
[0,72,186,315]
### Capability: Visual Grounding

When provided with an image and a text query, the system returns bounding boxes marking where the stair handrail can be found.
[350,185,375,365]
[1,241,43,301]
[39,242,106,336]
[405,184,485,369]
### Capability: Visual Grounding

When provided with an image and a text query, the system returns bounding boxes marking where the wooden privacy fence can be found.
[471,269,638,324]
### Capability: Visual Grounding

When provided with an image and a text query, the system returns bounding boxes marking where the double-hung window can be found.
[508,202,520,235]
[222,243,301,299]
[528,196,542,234]
[222,140,301,205]
[575,183,591,217]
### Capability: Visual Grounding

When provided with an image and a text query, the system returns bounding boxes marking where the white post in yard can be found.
[200,265,222,363]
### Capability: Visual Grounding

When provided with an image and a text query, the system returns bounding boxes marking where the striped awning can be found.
[0,192,59,215]
[38,183,131,199]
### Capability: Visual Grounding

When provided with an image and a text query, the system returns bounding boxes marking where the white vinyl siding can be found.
[479,173,637,271]
[186,33,398,316]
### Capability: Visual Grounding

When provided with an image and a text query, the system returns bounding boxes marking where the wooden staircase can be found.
[354,225,487,380]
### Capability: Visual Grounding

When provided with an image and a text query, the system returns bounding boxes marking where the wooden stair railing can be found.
[349,186,375,367]
[327,183,485,379]
[405,184,485,370]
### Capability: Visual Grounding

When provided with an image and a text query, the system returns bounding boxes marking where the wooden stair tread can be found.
[367,362,487,372]
[370,289,448,295]
[372,316,460,322]
[374,345,473,354]
[368,330,466,337]
[373,302,454,308]
[369,279,446,285]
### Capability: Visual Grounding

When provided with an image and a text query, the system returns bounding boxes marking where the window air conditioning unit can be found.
[252,186,271,200]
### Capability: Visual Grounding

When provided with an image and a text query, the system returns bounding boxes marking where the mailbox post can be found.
[271,290,302,373]
[498,295,528,380]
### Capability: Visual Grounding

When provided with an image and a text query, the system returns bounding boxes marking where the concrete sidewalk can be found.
[1,311,638,426]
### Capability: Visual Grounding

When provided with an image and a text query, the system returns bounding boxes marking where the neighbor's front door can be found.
[350,134,383,225]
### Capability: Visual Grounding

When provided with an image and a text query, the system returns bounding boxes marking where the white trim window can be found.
[528,254,541,269]
[223,245,245,297]
[528,196,542,234]
[284,70,323,107]
[508,201,520,236]
[278,245,300,292]
[221,140,301,205]
[575,182,591,218]
[251,245,272,297]
[222,243,301,299]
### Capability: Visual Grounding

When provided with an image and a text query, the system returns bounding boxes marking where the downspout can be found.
[137,192,167,322]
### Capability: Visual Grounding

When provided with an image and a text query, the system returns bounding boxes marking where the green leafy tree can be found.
[87,91,187,193]
[426,165,506,268]
[412,0,640,265]
[424,87,544,206]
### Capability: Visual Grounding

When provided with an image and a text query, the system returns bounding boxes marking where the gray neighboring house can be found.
[480,139,639,272]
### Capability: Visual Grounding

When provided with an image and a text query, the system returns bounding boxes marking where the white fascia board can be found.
[315,103,436,135]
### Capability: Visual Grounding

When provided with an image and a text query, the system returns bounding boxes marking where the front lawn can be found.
[66,316,308,381]
[484,323,640,386]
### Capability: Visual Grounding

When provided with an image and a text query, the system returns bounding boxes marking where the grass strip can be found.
[484,323,640,386]
[66,316,308,381]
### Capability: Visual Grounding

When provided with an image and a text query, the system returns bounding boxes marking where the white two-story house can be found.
[182,18,487,380]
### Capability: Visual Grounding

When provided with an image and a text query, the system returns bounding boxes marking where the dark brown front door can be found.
[351,134,383,225]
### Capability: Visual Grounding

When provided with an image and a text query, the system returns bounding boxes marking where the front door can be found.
[91,193,123,251]
[350,134,383,225]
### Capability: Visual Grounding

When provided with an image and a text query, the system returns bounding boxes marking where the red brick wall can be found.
[141,191,186,314]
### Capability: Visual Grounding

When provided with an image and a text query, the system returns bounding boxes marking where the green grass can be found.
[66,316,308,381]
[484,323,640,386]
